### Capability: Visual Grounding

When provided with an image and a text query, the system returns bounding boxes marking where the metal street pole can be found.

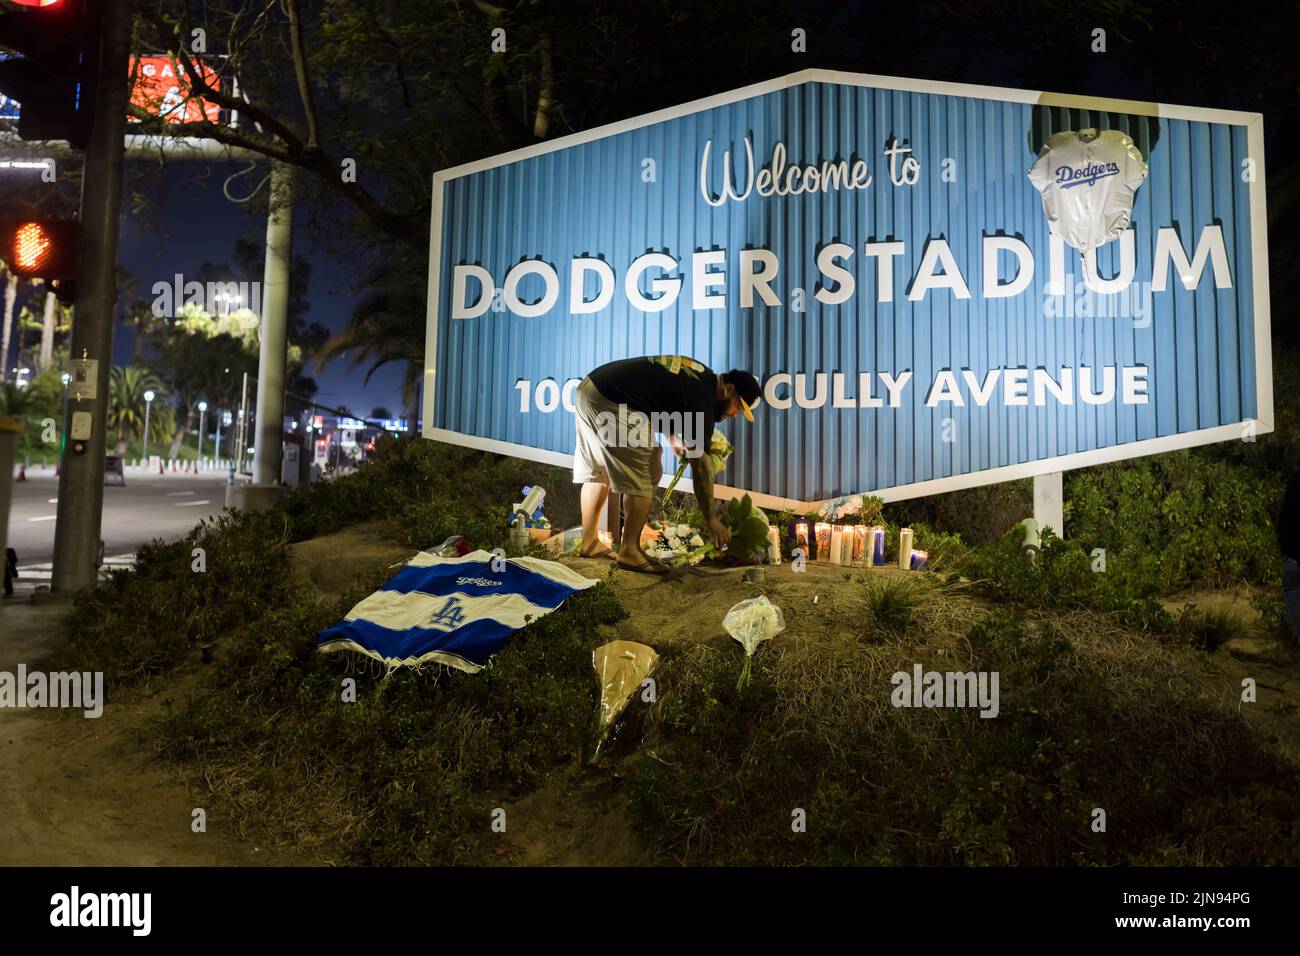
[197,400,207,463]
[235,371,248,475]
[252,160,293,486]
[142,392,153,464]
[51,0,132,594]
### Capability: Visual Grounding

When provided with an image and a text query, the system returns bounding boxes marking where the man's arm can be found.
[689,452,731,548]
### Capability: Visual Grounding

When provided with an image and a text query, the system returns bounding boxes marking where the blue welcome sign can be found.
[423,69,1272,508]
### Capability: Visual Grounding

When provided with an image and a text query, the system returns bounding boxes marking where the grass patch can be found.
[862,576,923,633]
[159,575,627,864]
[626,611,1300,865]
[1177,603,1249,653]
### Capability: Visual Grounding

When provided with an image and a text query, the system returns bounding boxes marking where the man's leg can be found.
[579,482,611,555]
[617,440,663,565]
[618,493,654,564]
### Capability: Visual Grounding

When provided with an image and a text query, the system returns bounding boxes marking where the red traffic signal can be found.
[0,0,99,147]
[2,218,78,283]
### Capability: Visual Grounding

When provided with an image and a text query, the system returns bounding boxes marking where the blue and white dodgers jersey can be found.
[317,550,598,673]
[1029,129,1148,254]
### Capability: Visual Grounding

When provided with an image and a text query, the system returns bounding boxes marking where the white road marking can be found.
[175,499,211,507]
[27,515,57,522]
[47,498,58,503]
[166,491,195,497]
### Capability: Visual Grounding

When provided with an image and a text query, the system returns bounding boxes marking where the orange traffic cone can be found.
[16,463,25,481]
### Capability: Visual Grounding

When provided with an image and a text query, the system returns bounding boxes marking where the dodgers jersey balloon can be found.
[1028,128,1149,254]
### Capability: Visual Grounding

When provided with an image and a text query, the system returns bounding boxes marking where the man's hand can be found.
[708,517,732,549]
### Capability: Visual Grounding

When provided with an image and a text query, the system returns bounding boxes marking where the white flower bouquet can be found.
[649,521,707,564]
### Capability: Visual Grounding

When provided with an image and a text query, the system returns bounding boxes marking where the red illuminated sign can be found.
[128,55,221,125]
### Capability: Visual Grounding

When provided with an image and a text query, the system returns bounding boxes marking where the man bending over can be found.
[572,355,759,574]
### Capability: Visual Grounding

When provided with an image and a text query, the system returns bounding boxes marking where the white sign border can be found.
[423,68,1273,510]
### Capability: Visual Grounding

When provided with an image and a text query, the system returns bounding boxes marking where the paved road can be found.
[6,468,232,589]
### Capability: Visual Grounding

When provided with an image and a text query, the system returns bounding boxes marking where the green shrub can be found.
[911,522,967,572]
[1177,603,1249,653]
[50,508,295,684]
[959,526,1094,608]
[862,576,922,632]
[1250,586,1296,643]
[1064,450,1282,592]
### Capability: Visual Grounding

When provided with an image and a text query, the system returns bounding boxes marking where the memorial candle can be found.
[766,526,782,564]
[898,527,914,569]
[793,517,813,559]
[815,523,832,561]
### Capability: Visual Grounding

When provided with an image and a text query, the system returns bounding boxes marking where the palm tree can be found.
[315,262,425,432]
[0,376,60,459]
[16,295,72,374]
[107,365,172,456]
[0,267,17,382]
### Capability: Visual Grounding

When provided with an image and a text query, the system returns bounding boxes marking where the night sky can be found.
[114,161,408,416]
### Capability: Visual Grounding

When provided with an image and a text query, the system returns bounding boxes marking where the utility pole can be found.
[253,161,292,484]
[50,0,131,594]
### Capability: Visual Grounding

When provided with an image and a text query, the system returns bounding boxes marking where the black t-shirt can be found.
[588,355,717,447]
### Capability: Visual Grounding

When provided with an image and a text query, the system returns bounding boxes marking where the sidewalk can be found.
[0,598,73,671]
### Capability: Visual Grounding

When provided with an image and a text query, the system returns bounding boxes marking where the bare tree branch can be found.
[533,33,554,139]
[283,0,321,149]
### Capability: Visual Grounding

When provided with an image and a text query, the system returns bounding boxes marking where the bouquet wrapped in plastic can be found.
[723,595,785,688]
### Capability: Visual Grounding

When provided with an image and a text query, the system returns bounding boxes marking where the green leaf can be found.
[739,515,769,546]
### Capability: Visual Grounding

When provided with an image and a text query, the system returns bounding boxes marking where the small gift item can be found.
[829,525,845,565]
[910,549,928,571]
[870,527,886,566]
[815,522,832,561]
[898,527,914,570]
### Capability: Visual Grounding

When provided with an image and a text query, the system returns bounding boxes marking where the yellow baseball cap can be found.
[739,397,754,422]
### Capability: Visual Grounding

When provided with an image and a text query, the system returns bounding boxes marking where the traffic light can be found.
[1,217,78,300]
[0,0,101,148]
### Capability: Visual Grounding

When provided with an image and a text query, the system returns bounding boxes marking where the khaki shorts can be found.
[573,378,663,497]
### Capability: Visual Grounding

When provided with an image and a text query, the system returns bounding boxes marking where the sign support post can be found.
[1033,472,1064,540]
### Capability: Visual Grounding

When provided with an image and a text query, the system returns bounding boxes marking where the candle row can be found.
[790,520,927,570]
